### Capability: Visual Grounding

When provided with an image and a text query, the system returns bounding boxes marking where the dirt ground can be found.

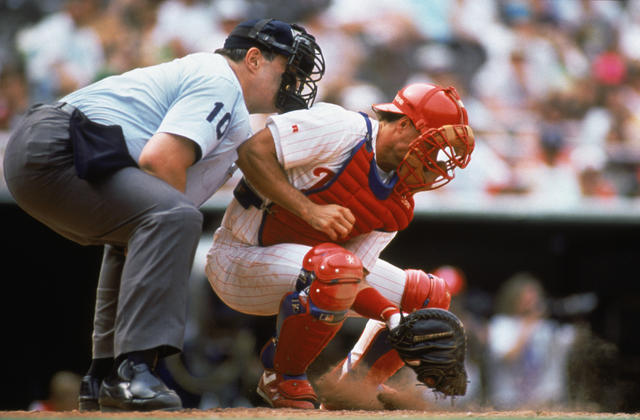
[2,408,640,419]
[4,347,637,420]
[4,369,637,420]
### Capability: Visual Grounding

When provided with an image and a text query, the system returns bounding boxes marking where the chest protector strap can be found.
[259,112,415,247]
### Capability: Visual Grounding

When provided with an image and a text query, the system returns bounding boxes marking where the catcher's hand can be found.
[387,308,468,396]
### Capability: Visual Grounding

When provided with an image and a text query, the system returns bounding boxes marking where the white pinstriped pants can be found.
[205,227,409,316]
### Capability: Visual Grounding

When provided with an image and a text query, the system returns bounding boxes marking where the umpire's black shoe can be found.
[78,375,101,411]
[98,359,182,412]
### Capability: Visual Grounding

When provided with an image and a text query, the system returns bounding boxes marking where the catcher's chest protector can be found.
[259,121,415,246]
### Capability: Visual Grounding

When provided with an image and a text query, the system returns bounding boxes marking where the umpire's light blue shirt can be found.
[61,53,252,206]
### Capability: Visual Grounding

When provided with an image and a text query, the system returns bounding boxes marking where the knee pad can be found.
[308,247,363,311]
[282,245,363,331]
[295,243,348,292]
[401,269,451,312]
[271,247,363,375]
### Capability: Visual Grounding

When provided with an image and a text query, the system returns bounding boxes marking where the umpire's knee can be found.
[167,202,203,234]
[142,198,203,239]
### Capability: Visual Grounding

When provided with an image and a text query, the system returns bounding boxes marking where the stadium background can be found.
[1,0,639,413]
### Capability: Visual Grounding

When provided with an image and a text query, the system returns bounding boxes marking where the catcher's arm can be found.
[387,308,468,396]
[236,127,355,240]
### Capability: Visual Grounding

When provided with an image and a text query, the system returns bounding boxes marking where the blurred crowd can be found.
[1,0,640,204]
[412,266,614,412]
[2,0,640,204]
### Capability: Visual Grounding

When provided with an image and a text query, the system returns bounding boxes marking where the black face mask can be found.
[275,25,325,113]
[224,19,325,112]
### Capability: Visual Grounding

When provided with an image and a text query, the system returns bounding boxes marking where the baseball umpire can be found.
[3,19,330,411]
[205,82,474,408]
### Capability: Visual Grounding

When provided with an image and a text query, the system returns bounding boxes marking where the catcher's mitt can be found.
[387,308,468,396]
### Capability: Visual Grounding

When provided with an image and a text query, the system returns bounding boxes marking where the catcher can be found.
[205,82,474,409]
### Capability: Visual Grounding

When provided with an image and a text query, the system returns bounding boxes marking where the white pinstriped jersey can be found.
[218,102,397,271]
[205,102,408,317]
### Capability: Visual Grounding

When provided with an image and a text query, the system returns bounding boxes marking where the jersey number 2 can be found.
[206,102,231,139]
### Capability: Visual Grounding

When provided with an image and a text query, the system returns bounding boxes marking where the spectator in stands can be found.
[570,145,617,199]
[89,0,164,78]
[152,0,219,57]
[485,272,576,410]
[0,62,29,130]
[15,0,105,104]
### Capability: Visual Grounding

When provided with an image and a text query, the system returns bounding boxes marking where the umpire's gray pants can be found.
[3,103,203,359]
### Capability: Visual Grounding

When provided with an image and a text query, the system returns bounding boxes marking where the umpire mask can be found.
[223,19,325,112]
[277,23,325,112]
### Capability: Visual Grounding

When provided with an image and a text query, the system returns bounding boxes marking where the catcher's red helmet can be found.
[372,83,468,132]
[373,83,474,194]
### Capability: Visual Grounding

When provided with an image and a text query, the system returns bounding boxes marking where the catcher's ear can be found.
[396,117,420,147]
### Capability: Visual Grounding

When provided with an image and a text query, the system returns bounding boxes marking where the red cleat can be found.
[257,370,319,409]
